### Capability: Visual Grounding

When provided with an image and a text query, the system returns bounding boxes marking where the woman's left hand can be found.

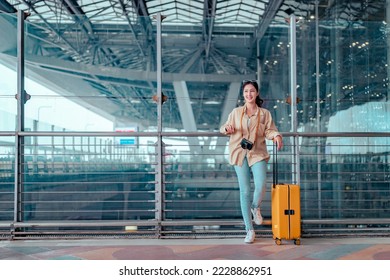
[273,135,283,151]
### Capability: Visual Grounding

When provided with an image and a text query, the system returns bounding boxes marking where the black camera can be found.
[240,138,253,150]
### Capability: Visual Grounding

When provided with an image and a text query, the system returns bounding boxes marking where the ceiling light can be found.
[204,101,221,105]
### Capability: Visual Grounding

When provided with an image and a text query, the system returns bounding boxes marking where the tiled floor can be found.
[0,236,389,260]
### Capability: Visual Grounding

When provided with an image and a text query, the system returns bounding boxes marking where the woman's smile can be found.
[243,84,258,103]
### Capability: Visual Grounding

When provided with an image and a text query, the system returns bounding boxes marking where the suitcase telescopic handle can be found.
[273,142,278,187]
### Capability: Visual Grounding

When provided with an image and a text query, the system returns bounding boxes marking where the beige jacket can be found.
[220,105,281,167]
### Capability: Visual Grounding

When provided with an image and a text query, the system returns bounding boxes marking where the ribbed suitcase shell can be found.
[271,183,301,245]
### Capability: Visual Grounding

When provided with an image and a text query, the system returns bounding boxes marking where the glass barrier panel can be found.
[0,13,17,132]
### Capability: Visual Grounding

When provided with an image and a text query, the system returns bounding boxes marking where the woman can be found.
[220,80,283,243]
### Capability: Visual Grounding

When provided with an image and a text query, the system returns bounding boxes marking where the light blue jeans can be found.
[234,157,267,231]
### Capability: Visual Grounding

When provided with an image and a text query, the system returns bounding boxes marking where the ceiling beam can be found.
[215,82,242,153]
[180,48,204,73]
[61,0,94,35]
[0,0,16,13]
[253,0,284,43]
[173,81,200,152]
[16,52,253,83]
[118,0,146,56]
[203,0,217,59]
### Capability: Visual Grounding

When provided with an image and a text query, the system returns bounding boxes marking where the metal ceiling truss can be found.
[0,0,387,130]
[0,0,261,130]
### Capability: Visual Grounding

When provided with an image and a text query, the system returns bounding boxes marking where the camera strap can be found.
[240,106,261,144]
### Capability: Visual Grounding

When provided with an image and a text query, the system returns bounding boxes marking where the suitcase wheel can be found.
[294,239,301,245]
[275,238,282,245]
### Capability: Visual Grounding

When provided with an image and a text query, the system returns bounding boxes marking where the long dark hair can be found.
[242,80,263,107]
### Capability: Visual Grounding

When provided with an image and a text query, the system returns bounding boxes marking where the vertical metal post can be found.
[14,10,26,223]
[155,13,163,235]
[315,0,322,218]
[289,14,300,185]
[256,39,261,85]
[289,14,297,134]
[387,0,390,102]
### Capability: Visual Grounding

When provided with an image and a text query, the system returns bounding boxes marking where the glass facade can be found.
[0,3,389,238]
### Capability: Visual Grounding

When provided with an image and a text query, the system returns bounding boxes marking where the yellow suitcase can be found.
[271,144,301,245]
[271,183,301,245]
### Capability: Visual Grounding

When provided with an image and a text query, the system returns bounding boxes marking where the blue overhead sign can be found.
[115,126,137,145]
[120,138,135,145]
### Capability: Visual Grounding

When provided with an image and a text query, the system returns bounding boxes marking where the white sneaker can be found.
[244,230,255,243]
[251,208,263,225]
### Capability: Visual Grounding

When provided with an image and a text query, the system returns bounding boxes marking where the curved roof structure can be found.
[0,0,386,131]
